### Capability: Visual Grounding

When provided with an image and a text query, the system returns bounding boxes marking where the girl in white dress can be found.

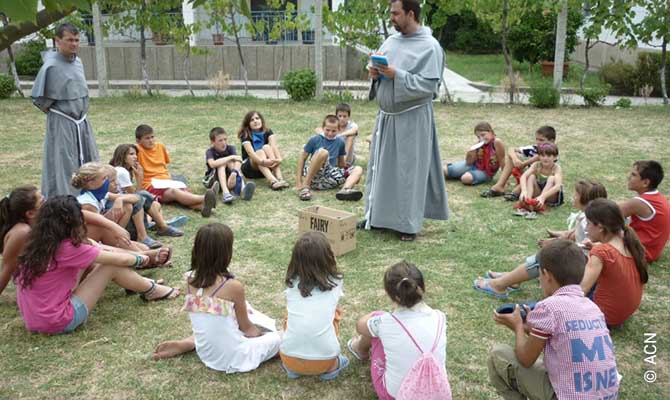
[153,223,280,372]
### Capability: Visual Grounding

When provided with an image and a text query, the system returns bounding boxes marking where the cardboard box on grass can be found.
[298,206,356,256]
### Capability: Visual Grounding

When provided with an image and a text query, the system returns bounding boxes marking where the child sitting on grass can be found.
[237,111,289,190]
[482,125,556,200]
[582,198,648,327]
[153,223,281,372]
[348,261,451,400]
[316,103,359,167]
[109,144,186,237]
[488,240,619,400]
[15,196,179,334]
[203,127,255,204]
[444,122,506,186]
[514,143,563,219]
[296,115,364,201]
[135,124,216,217]
[280,232,349,380]
[475,180,607,299]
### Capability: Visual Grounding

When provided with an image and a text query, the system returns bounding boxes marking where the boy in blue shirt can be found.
[296,115,363,201]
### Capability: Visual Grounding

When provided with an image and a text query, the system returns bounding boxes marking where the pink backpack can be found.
[391,312,452,400]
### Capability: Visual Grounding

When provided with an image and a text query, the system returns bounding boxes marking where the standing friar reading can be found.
[32,23,99,197]
[362,0,448,241]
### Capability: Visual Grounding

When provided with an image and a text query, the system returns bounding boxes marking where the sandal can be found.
[276,180,289,189]
[299,187,312,201]
[319,354,350,381]
[222,193,235,204]
[125,278,164,295]
[137,247,173,270]
[399,232,416,242]
[138,279,180,302]
[270,180,283,191]
[485,271,521,292]
[473,278,508,299]
[480,189,504,198]
[504,192,520,201]
[347,338,368,361]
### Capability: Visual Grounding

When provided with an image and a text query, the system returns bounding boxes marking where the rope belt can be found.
[49,108,88,166]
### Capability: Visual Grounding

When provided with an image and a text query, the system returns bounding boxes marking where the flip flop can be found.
[139,280,180,302]
[485,271,522,292]
[319,354,350,381]
[473,278,508,299]
[281,363,301,379]
[347,338,368,361]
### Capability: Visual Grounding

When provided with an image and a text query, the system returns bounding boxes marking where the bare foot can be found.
[153,338,195,360]
[486,271,521,290]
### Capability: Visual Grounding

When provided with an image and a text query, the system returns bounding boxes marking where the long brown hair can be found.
[384,261,425,308]
[585,198,648,284]
[189,223,234,289]
[574,180,608,207]
[237,110,269,141]
[0,185,38,253]
[109,144,139,182]
[285,232,342,297]
[16,196,87,289]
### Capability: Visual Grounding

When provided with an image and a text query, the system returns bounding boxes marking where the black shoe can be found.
[356,219,367,230]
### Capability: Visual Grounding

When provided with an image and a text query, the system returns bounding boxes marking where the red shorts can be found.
[146,186,190,203]
[511,167,524,184]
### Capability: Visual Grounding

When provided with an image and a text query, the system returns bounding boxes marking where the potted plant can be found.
[211,19,224,44]
[508,5,583,77]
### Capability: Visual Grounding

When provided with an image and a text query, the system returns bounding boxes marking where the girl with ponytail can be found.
[348,261,449,400]
[582,198,648,327]
[0,186,42,296]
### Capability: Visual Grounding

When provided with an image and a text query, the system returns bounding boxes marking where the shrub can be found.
[600,60,636,95]
[13,40,46,76]
[529,79,560,108]
[635,52,670,97]
[614,98,632,108]
[433,11,499,54]
[0,74,16,99]
[508,6,583,64]
[282,69,316,101]
[323,90,354,103]
[576,84,611,107]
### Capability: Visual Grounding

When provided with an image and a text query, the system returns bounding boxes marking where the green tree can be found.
[323,0,389,51]
[170,21,205,97]
[635,0,669,104]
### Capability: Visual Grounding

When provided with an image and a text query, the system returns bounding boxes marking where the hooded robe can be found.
[32,50,99,197]
[364,26,449,234]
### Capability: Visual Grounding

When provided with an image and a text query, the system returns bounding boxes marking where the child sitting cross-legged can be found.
[444,122,506,186]
[15,196,180,334]
[347,261,452,400]
[514,143,563,219]
[135,124,216,218]
[280,232,349,380]
[296,114,364,201]
[152,223,281,372]
[203,127,255,204]
[488,240,619,400]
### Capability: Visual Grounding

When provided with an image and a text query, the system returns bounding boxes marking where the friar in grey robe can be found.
[363,1,448,238]
[31,23,98,198]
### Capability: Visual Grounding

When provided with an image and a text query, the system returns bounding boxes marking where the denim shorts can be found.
[525,253,541,279]
[60,295,88,334]
[446,160,490,185]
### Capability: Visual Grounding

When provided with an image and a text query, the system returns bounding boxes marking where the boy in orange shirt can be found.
[135,124,216,217]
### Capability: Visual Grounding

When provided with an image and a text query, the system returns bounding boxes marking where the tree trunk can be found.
[553,0,568,89]
[0,15,23,97]
[92,2,109,97]
[315,0,324,100]
[661,36,668,105]
[184,47,195,97]
[276,41,286,99]
[338,45,343,94]
[0,7,77,51]
[230,9,248,96]
[140,0,152,96]
[441,50,452,105]
[580,37,591,91]
[501,0,515,104]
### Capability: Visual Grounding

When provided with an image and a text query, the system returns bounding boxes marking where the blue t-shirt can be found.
[303,134,346,167]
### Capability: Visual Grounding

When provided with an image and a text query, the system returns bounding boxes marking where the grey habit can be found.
[364,26,448,234]
[31,49,99,197]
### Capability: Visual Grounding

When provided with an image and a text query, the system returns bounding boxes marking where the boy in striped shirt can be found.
[488,240,619,400]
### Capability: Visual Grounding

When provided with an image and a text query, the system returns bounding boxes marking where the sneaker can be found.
[202,189,216,217]
[157,226,183,237]
[141,236,163,249]
[336,188,363,201]
[211,181,221,195]
[241,181,255,201]
[222,193,235,204]
[166,215,188,228]
[233,174,243,196]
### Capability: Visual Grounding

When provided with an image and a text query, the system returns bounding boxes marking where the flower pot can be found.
[540,61,569,78]
[152,33,168,45]
[212,33,224,45]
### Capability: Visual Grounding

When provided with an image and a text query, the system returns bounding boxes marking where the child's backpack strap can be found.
[390,312,444,355]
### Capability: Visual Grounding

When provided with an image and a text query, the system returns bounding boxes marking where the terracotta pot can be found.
[540,61,569,78]
[152,33,167,45]
[212,33,224,45]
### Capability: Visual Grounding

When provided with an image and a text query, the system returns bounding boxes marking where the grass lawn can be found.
[447,52,603,89]
[0,96,669,399]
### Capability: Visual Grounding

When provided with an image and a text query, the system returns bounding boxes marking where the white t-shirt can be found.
[115,166,133,193]
[337,120,358,166]
[76,191,107,213]
[280,277,343,360]
[367,303,447,398]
